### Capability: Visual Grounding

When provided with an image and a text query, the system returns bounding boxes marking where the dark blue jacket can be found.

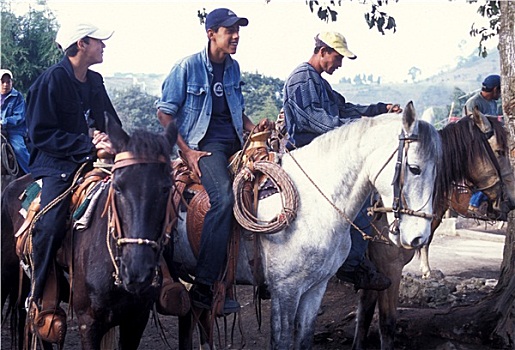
[26,56,121,180]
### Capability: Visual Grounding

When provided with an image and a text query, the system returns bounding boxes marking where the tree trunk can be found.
[494,0,515,346]
[397,3,515,348]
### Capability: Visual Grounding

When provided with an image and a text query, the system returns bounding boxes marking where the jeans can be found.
[340,196,373,271]
[194,141,240,286]
[31,175,73,301]
[8,133,30,174]
[469,191,488,208]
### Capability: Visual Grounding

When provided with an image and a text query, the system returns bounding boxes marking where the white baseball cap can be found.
[56,22,114,50]
[0,69,13,80]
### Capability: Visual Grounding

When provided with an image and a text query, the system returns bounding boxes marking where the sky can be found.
[11,0,497,84]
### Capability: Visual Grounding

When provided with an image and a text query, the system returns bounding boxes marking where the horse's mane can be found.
[437,116,507,198]
[124,129,172,158]
[307,114,441,162]
[123,128,173,171]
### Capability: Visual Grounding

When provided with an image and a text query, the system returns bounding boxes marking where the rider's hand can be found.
[181,148,211,179]
[92,130,115,156]
[387,104,403,113]
[257,118,275,132]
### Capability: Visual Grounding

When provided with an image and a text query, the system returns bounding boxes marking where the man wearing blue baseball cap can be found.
[156,8,272,314]
[465,74,501,117]
[464,74,502,217]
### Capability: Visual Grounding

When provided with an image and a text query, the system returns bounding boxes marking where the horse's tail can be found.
[2,288,23,350]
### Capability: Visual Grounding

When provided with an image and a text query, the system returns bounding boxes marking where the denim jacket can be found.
[1,87,27,136]
[156,44,245,150]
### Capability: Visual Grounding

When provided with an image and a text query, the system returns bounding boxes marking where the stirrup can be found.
[29,303,67,345]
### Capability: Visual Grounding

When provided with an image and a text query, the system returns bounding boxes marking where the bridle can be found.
[473,129,504,192]
[104,151,173,287]
[369,131,435,235]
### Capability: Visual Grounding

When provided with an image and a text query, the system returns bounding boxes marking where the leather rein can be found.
[369,132,435,236]
[104,151,173,286]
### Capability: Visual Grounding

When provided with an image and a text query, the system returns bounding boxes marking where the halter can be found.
[474,130,504,192]
[104,151,173,287]
[370,132,434,236]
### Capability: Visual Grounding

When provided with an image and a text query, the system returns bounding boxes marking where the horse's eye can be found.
[408,165,421,175]
[495,150,505,157]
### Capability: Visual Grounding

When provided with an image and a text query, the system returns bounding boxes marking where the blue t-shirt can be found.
[201,60,238,145]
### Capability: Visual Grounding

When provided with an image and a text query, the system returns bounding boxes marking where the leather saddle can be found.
[15,169,108,262]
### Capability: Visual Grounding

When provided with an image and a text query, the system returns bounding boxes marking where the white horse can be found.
[172,102,441,349]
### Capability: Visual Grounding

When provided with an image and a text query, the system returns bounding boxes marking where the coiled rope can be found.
[1,133,19,176]
[233,160,298,234]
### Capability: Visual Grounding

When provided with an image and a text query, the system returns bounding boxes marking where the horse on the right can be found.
[352,109,515,350]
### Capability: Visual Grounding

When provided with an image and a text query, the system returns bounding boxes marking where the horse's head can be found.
[374,102,441,249]
[106,115,178,294]
[440,108,515,220]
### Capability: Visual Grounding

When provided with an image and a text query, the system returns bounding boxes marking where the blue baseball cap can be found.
[205,8,248,31]
[482,74,501,90]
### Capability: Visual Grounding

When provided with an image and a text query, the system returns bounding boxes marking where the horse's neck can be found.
[281,137,373,222]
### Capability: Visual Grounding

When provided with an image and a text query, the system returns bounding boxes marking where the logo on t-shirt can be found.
[213,82,224,98]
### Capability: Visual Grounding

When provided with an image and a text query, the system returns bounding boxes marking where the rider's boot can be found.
[29,261,67,346]
[156,256,191,316]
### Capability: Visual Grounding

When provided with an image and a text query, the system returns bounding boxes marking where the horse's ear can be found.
[471,106,492,134]
[402,101,417,133]
[164,121,178,150]
[105,112,130,152]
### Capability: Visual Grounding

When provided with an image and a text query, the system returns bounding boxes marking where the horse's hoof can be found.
[31,306,67,345]
[156,281,191,316]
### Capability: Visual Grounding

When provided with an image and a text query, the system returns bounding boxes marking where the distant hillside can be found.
[104,50,500,126]
[331,50,500,125]
[105,73,165,97]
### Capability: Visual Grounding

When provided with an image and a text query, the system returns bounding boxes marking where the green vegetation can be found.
[1,1,61,93]
[241,72,284,124]
[109,86,162,134]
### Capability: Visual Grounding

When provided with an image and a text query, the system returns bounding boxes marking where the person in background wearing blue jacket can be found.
[156,8,272,314]
[283,31,401,291]
[464,74,501,217]
[25,21,120,333]
[1,69,30,174]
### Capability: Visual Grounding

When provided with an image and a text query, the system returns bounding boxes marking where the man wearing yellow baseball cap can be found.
[283,31,401,291]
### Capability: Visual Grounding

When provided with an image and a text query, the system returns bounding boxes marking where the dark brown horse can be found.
[1,131,23,192]
[1,118,178,349]
[352,111,515,350]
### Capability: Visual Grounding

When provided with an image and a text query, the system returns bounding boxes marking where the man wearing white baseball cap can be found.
[24,21,120,343]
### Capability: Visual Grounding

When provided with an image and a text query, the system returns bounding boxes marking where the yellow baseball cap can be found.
[316,32,357,60]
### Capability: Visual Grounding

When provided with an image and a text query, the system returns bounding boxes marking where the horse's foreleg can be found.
[178,311,195,350]
[77,316,105,350]
[294,280,330,350]
[269,286,300,350]
[118,309,151,350]
[352,289,378,350]
[376,250,411,350]
[419,244,431,278]
[376,283,401,350]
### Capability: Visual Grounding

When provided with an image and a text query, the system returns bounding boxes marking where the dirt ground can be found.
[2,218,505,349]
